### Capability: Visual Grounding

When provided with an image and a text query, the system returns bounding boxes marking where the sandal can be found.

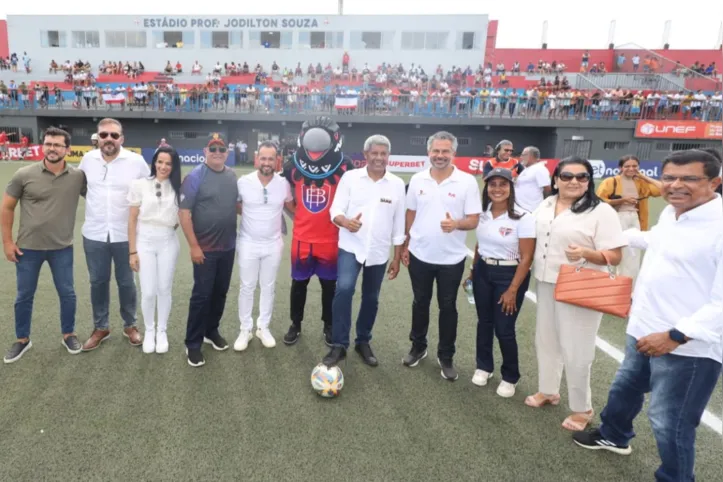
[562,410,594,431]
[524,392,561,408]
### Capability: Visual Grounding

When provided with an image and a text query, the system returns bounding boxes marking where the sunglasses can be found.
[208,146,227,153]
[263,187,268,204]
[98,132,121,140]
[558,172,591,183]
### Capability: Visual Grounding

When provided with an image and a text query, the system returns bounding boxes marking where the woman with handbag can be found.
[596,155,662,283]
[525,157,626,432]
[465,168,535,398]
[127,147,182,354]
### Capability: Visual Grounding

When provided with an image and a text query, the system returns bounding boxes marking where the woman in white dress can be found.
[127,147,182,354]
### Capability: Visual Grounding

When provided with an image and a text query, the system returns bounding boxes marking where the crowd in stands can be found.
[0,52,31,73]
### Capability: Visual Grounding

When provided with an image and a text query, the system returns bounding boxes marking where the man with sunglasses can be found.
[482,140,524,179]
[179,133,239,367]
[2,127,87,363]
[79,118,150,352]
[233,141,295,352]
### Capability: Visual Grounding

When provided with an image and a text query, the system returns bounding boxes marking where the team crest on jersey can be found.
[499,227,513,237]
[301,184,331,213]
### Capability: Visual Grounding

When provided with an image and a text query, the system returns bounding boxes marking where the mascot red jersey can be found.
[281,117,354,345]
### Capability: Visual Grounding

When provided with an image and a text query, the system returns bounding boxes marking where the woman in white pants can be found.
[128,147,181,354]
[527,157,626,432]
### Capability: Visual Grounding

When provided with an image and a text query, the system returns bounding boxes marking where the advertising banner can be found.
[346,155,430,173]
[7,143,43,161]
[589,160,663,180]
[453,157,560,176]
[142,148,236,166]
[634,120,722,140]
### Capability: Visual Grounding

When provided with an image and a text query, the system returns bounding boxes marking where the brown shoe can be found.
[82,329,110,352]
[123,326,142,346]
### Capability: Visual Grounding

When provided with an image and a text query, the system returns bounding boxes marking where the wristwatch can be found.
[668,329,688,344]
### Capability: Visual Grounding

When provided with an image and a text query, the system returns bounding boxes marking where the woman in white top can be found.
[526,157,626,432]
[127,147,182,354]
[466,168,535,398]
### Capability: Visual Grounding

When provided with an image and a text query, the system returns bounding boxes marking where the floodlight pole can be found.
[662,20,671,49]
[338,0,343,15]
[608,20,616,49]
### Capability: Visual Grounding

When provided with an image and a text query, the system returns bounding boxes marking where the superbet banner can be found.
[6,144,43,161]
[349,155,430,173]
[634,120,722,140]
[453,157,560,176]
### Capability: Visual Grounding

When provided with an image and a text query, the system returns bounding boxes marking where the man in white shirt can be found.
[79,118,150,351]
[234,141,295,352]
[573,149,723,482]
[402,131,482,381]
[321,135,406,367]
[515,146,551,211]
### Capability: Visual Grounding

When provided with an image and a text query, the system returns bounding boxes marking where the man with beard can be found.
[2,127,87,362]
[402,131,482,381]
[79,118,150,351]
[233,141,295,352]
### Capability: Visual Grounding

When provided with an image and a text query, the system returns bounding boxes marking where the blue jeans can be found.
[472,260,530,383]
[83,236,137,330]
[600,335,722,482]
[331,249,387,349]
[185,249,235,349]
[14,246,76,339]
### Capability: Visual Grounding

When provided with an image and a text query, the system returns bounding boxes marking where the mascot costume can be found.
[282,116,354,345]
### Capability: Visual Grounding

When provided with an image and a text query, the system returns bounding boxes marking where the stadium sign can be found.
[634,121,722,140]
[142,17,322,29]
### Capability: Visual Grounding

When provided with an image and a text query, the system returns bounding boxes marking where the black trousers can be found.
[408,253,465,360]
[289,278,335,332]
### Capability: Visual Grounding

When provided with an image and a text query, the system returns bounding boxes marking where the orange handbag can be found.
[554,251,633,318]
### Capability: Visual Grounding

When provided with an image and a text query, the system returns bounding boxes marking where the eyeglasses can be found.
[263,187,268,204]
[155,182,162,201]
[661,175,709,184]
[102,164,108,181]
[43,142,67,149]
[98,132,121,140]
[502,148,514,152]
[208,146,227,153]
[558,172,591,183]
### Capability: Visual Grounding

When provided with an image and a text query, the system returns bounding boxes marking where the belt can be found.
[482,257,519,267]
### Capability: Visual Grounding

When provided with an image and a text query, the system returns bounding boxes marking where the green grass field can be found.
[0,162,720,481]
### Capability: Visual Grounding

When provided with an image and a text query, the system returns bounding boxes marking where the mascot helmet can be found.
[298,116,343,162]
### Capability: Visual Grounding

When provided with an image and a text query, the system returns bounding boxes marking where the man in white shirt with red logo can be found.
[573,149,722,482]
[401,131,482,381]
[321,135,406,367]
[515,146,551,212]
[234,141,295,351]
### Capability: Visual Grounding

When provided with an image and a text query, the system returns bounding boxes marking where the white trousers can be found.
[137,224,179,333]
[535,281,603,413]
[237,238,284,331]
[616,211,641,285]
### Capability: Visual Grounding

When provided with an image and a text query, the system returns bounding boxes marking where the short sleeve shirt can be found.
[533,196,627,283]
[237,172,292,244]
[515,162,551,212]
[180,164,238,252]
[476,207,535,260]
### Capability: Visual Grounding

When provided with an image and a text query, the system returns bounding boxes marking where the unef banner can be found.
[634,121,723,140]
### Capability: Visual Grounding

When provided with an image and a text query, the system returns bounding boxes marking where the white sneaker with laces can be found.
[256,328,276,348]
[233,330,253,352]
[497,380,516,398]
[155,332,169,354]
[471,369,493,386]
[142,331,155,354]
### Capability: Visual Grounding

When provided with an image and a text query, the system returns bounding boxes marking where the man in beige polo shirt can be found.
[1,127,87,363]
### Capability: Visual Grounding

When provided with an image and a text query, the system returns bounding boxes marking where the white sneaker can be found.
[142,331,155,354]
[233,330,253,352]
[255,328,276,348]
[496,380,517,398]
[155,332,169,354]
[471,369,493,386]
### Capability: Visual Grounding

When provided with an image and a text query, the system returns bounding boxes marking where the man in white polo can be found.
[321,135,406,368]
[515,145,551,212]
[234,141,295,351]
[402,131,482,381]
[80,118,150,351]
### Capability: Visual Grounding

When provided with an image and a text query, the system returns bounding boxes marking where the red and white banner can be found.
[453,157,560,176]
[4,143,43,161]
[102,93,126,104]
[352,155,430,173]
[634,120,722,140]
[334,95,358,110]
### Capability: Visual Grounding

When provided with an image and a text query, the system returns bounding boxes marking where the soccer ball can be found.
[311,363,344,398]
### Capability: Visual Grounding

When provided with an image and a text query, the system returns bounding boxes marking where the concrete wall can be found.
[8,14,488,74]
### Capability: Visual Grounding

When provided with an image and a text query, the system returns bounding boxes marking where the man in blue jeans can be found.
[1,127,87,363]
[573,150,723,482]
[179,134,238,367]
[322,135,406,367]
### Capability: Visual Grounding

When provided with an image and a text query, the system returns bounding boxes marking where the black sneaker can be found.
[186,347,206,367]
[402,347,428,367]
[203,333,229,351]
[283,324,301,345]
[438,358,458,381]
[355,343,378,367]
[323,327,332,347]
[573,428,632,455]
[4,340,32,364]
[62,335,82,355]
[322,346,347,367]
